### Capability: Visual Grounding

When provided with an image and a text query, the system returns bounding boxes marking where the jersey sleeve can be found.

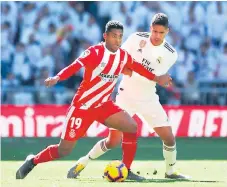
[77,47,97,66]
[166,50,178,72]
[57,47,96,80]
[124,53,156,80]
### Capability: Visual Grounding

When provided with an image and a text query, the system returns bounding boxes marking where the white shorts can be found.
[115,92,169,132]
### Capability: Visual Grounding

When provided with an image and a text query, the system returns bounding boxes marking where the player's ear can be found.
[103,33,107,40]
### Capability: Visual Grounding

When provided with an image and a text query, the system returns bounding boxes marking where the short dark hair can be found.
[151,13,169,28]
[105,20,124,33]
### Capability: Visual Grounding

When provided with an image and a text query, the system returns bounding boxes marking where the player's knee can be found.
[58,147,73,157]
[163,136,175,147]
[130,122,137,133]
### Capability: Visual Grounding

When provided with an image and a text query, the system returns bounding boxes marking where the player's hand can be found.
[154,74,172,88]
[122,67,132,77]
[44,76,60,87]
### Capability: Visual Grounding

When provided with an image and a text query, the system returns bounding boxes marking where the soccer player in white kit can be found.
[69,13,190,180]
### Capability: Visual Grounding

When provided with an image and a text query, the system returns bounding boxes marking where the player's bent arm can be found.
[44,61,83,87]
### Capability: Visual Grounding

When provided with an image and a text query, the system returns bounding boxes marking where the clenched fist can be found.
[44,76,60,87]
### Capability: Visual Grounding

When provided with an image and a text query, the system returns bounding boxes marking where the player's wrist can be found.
[154,75,159,83]
[55,75,60,82]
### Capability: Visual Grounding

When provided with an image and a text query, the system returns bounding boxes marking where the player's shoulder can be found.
[85,43,104,56]
[92,42,104,49]
[162,41,178,59]
[127,32,150,41]
[119,47,129,56]
[89,43,103,51]
[163,41,177,54]
[119,48,133,60]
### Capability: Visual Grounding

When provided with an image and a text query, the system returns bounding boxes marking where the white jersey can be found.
[119,32,178,101]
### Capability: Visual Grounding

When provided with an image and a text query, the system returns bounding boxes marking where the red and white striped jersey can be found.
[57,42,155,109]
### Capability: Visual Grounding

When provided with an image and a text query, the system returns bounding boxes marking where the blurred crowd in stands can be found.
[1,1,227,105]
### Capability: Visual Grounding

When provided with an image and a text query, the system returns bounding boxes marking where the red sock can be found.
[33,144,60,165]
[122,132,137,170]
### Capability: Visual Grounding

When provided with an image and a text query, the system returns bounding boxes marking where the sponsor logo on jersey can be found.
[99,73,119,82]
[142,58,154,72]
[101,61,106,68]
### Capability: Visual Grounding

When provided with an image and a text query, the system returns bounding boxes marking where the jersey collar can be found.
[150,38,166,47]
[102,42,119,54]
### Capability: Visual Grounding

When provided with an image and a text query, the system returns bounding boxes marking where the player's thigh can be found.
[141,101,169,130]
[61,106,94,142]
[97,101,137,133]
[104,111,137,133]
[115,95,137,116]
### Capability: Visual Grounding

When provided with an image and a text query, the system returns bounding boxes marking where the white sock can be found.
[76,139,109,166]
[88,138,109,159]
[78,138,109,164]
[163,143,177,175]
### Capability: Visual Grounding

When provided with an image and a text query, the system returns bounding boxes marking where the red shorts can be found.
[61,101,122,141]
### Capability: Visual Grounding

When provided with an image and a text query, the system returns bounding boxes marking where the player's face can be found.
[104,29,123,52]
[150,25,169,46]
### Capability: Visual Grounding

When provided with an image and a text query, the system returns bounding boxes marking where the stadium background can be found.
[1,1,227,186]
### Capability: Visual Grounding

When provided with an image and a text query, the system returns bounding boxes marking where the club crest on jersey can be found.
[156,56,162,64]
[69,129,76,138]
[137,40,146,53]
[80,49,90,58]
[101,61,106,68]
[139,40,147,48]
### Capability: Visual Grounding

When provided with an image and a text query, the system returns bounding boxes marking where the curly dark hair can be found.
[105,20,124,33]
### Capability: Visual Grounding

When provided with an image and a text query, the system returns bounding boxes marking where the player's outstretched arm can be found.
[45,46,96,87]
[56,60,84,81]
[44,60,84,87]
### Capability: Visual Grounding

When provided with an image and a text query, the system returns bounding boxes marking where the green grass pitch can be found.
[2,160,227,187]
[1,137,227,187]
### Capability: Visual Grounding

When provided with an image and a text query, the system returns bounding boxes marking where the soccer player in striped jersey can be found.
[74,13,190,180]
[16,20,172,180]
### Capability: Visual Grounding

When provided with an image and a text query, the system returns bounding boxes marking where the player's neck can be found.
[150,37,164,46]
[103,42,118,54]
